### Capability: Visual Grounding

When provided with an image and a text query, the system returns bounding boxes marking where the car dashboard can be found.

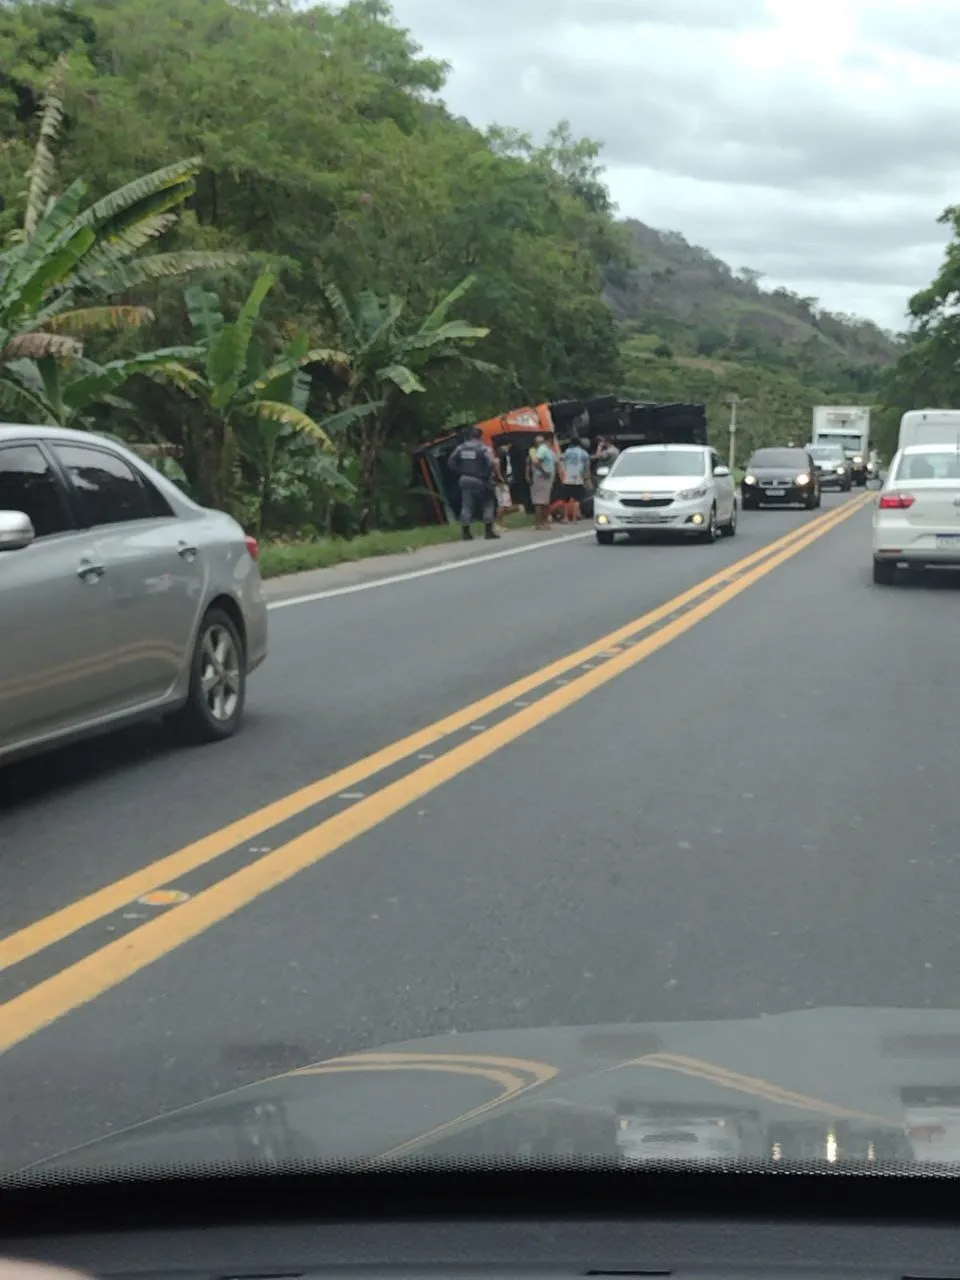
[5,1171,960,1280]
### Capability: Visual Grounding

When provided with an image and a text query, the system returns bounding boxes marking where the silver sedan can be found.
[0,425,267,765]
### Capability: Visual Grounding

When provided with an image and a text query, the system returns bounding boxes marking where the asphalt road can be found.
[1,486,957,1171]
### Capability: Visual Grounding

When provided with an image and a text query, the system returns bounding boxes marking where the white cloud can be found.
[387,0,960,330]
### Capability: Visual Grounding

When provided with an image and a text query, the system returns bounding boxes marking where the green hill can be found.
[607,220,900,459]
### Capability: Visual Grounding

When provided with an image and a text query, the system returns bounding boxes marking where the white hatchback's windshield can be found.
[612,450,707,477]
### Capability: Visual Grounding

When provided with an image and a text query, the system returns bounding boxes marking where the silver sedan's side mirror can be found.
[0,510,36,551]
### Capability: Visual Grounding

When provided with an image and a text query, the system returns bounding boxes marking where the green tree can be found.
[317,274,495,529]
[157,270,346,515]
[0,55,240,421]
[0,0,632,533]
[881,203,960,456]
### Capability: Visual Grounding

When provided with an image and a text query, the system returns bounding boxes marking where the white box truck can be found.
[898,409,960,452]
[811,406,871,485]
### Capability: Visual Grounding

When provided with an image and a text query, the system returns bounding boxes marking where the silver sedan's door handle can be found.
[178,541,198,563]
[77,559,106,583]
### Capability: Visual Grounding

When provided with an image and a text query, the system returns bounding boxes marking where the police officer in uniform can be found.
[448,425,499,541]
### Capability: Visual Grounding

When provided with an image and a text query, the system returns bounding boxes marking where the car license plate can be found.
[936,535,960,547]
[766,488,785,496]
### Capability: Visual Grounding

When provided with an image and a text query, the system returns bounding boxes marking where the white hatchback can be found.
[594,444,737,545]
[872,444,960,584]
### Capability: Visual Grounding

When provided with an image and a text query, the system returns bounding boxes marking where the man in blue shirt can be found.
[561,436,591,522]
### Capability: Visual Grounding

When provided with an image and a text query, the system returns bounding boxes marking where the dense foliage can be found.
[877,205,960,458]
[0,0,897,532]
[0,0,625,533]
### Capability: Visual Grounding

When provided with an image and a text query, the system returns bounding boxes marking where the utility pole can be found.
[726,395,739,471]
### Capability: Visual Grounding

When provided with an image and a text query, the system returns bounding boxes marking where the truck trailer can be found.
[811,406,871,485]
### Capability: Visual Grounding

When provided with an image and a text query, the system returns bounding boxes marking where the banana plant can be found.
[319,274,497,528]
[155,270,349,512]
[0,56,243,419]
[2,344,205,428]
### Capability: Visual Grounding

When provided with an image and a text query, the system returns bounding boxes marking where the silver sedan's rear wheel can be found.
[170,607,247,743]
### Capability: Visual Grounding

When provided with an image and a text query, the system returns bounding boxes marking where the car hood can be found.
[19,1007,960,1181]
[601,474,705,494]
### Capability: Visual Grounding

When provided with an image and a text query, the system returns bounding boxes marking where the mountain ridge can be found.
[606,218,900,388]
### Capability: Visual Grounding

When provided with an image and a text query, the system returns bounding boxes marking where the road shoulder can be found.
[263,524,591,602]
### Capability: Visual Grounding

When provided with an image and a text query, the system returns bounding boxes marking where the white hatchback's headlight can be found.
[678,484,708,500]
[597,487,619,502]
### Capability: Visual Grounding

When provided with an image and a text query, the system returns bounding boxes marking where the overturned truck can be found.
[413,398,709,523]
[551,396,708,451]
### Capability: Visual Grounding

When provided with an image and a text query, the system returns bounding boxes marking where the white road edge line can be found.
[267,530,594,609]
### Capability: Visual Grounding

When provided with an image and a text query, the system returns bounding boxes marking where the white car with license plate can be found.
[872,444,960,584]
[594,444,737,545]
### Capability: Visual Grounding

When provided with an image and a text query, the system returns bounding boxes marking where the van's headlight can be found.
[835,465,845,474]
[678,484,708,500]
[796,473,810,485]
[853,454,863,464]
[743,473,756,485]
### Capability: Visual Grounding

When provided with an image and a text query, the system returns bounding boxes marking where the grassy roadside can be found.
[259,511,537,579]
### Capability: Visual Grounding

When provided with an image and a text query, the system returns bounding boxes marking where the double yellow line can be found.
[0,494,871,1055]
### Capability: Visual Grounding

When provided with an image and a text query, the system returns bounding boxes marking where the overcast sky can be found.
[385,0,960,333]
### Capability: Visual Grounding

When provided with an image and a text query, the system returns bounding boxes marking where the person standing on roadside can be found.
[448,425,498,541]
[592,436,620,474]
[528,433,557,531]
[494,443,515,533]
[561,436,591,522]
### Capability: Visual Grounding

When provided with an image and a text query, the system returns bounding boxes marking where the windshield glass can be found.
[895,451,960,481]
[611,450,707,477]
[4,0,960,1197]
[749,450,807,468]
[808,446,845,460]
